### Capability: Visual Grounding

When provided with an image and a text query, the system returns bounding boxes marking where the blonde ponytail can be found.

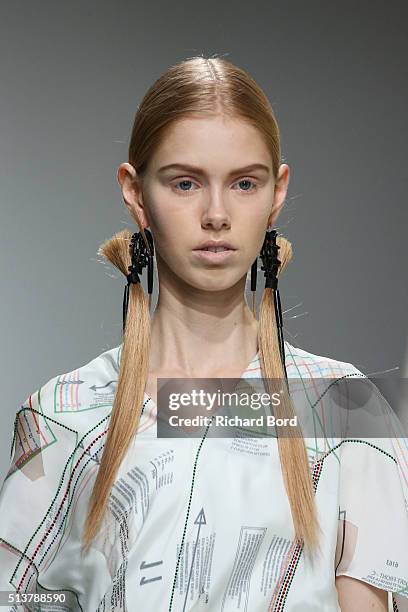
[257,235,322,560]
[81,227,151,554]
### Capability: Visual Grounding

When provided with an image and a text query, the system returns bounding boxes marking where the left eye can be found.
[234,179,257,192]
[173,178,257,192]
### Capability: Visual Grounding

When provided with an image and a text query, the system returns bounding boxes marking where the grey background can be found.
[1,0,407,485]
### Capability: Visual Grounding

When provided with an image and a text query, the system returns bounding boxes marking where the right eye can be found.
[172,179,197,193]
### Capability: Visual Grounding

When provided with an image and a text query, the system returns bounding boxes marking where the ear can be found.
[117,162,151,228]
[267,163,290,229]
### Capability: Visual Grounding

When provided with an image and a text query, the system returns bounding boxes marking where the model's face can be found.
[120,115,289,292]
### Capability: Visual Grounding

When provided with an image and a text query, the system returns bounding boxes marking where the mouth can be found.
[192,247,237,263]
[195,246,234,252]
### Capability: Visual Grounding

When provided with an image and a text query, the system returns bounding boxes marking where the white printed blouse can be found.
[0,340,407,611]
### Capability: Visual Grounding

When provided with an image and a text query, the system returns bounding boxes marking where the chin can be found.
[186,273,243,292]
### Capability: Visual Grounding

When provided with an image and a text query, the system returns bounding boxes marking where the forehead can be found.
[148,115,272,173]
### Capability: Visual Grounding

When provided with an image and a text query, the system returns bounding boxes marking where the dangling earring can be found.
[251,229,287,380]
[122,228,155,335]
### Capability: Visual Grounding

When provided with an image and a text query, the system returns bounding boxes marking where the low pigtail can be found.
[258,235,323,561]
[81,228,151,554]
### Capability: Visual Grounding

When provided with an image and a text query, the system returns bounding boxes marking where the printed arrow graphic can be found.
[89,380,117,391]
[139,559,164,585]
[182,508,207,611]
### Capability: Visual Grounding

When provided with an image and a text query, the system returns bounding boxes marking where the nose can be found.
[201,194,231,230]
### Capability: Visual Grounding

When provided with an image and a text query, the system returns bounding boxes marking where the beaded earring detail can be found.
[122,228,154,334]
[251,229,287,380]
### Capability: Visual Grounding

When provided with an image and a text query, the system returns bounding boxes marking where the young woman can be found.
[1,56,407,612]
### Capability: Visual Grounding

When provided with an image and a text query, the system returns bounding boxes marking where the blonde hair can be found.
[81,56,322,560]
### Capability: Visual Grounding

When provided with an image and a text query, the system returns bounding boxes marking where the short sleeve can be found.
[0,380,112,611]
[334,366,408,610]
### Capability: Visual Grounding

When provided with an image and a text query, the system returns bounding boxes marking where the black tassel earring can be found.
[251,229,287,381]
[122,228,155,335]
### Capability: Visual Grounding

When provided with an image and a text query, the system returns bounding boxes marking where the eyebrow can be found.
[157,162,271,176]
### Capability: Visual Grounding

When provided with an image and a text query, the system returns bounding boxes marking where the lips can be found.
[192,248,237,263]
[199,246,232,252]
[193,241,236,251]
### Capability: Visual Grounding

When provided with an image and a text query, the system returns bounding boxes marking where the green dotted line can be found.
[317,438,397,465]
[168,415,214,611]
[12,408,111,582]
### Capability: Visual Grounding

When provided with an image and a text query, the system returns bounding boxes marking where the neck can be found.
[148,278,259,378]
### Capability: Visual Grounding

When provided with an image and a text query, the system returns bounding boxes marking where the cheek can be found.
[245,227,267,259]
[145,194,187,234]
[150,226,186,265]
[148,211,193,252]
